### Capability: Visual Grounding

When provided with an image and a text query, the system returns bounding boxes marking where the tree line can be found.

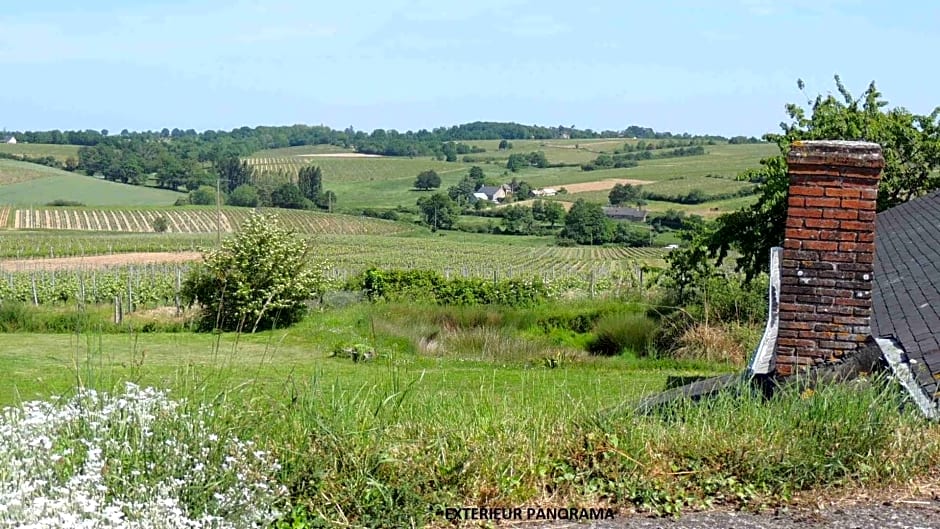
[10,122,739,159]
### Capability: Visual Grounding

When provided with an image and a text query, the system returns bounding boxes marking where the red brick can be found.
[840,221,873,231]
[791,185,825,197]
[860,188,878,200]
[833,316,870,325]
[803,240,839,251]
[857,232,875,243]
[778,338,817,348]
[838,242,875,253]
[819,251,855,263]
[833,297,871,307]
[790,207,823,219]
[783,239,802,250]
[858,210,876,221]
[806,197,842,208]
[823,209,859,220]
[805,218,840,229]
[824,188,861,198]
[788,196,805,207]
[780,303,816,313]
[788,228,819,240]
[785,217,804,229]
[856,252,874,264]
[841,198,876,210]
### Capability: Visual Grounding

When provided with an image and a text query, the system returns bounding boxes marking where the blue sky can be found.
[1,0,937,136]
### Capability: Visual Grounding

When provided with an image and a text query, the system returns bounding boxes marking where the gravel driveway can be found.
[520,501,940,529]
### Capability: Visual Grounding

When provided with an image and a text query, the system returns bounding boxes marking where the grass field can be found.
[0,161,185,206]
[1,301,935,527]
[245,142,776,212]
[0,143,81,162]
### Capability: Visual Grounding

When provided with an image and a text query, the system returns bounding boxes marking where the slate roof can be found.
[871,189,940,404]
[602,206,647,220]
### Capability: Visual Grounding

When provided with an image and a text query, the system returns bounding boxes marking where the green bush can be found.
[587,312,657,356]
[349,268,550,307]
[182,212,327,332]
[227,184,260,207]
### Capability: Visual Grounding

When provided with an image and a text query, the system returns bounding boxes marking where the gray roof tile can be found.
[872,189,940,405]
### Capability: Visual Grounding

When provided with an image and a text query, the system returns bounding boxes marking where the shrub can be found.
[46,199,86,207]
[181,212,327,332]
[587,312,657,356]
[188,185,219,205]
[152,216,169,233]
[227,184,260,207]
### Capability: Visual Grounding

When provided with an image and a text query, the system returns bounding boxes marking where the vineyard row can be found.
[3,207,406,235]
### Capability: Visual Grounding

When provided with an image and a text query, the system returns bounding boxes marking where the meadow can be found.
[2,298,938,527]
[0,142,80,162]
[244,142,777,212]
[0,160,185,206]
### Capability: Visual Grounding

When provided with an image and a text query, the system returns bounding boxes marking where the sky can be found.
[1,0,938,137]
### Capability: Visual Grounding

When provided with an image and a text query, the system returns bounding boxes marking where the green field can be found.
[0,142,81,162]
[0,160,185,206]
[245,142,776,212]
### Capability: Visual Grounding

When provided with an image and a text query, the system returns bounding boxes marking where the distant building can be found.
[2,135,16,144]
[476,184,512,203]
[532,188,557,197]
[602,206,647,222]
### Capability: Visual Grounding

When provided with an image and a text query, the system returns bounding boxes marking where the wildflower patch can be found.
[0,383,286,528]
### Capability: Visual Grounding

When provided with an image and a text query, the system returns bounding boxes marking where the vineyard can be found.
[0,265,184,308]
[3,206,408,235]
[0,231,665,278]
[245,156,461,183]
[0,255,656,308]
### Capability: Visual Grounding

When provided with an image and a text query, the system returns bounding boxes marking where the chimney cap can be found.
[788,140,884,169]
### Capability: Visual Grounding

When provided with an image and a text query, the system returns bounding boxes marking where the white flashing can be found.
[876,337,940,420]
[747,247,782,375]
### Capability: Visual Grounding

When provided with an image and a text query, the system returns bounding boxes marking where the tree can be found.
[271,182,308,209]
[543,201,566,227]
[417,193,458,230]
[297,165,323,202]
[527,151,549,168]
[215,155,253,193]
[670,76,940,283]
[506,153,528,172]
[181,212,327,332]
[189,185,220,205]
[468,166,486,186]
[501,205,536,234]
[315,190,337,211]
[447,175,478,205]
[228,184,260,207]
[560,199,610,244]
[498,139,513,150]
[608,183,641,205]
[414,170,442,190]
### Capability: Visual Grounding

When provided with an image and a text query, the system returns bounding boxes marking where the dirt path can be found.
[0,252,202,271]
[296,153,384,158]
[561,178,653,193]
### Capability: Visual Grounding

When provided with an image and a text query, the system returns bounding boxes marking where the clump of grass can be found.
[670,322,760,367]
[587,312,657,356]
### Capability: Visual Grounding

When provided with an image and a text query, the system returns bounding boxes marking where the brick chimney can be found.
[775,140,884,376]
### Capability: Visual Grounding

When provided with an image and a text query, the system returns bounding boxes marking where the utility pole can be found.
[216,176,223,248]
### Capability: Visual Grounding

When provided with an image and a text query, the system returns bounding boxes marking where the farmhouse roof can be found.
[478,185,501,195]
[602,206,647,220]
[871,188,940,404]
